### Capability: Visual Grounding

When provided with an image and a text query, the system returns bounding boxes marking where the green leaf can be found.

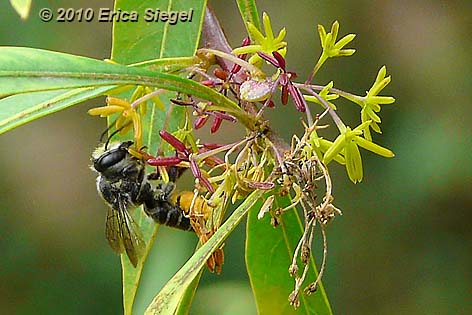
[9,0,31,19]
[174,266,204,315]
[237,0,261,30]
[0,47,230,102]
[108,1,207,314]
[145,189,264,315]
[111,1,206,63]
[246,197,333,315]
[0,47,142,96]
[0,87,113,135]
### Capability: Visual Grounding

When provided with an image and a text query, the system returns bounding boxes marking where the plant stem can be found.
[295,83,346,132]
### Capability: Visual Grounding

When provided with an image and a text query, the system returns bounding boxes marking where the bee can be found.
[91,141,193,267]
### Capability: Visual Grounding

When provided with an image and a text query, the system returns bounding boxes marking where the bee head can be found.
[92,141,134,173]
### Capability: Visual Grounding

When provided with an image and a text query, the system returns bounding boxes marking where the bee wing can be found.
[105,202,146,267]
[105,206,125,254]
[117,199,146,267]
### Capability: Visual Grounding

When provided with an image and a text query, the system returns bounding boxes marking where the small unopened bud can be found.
[272,51,286,71]
[288,291,300,309]
[287,83,307,112]
[159,130,188,154]
[210,117,223,133]
[194,115,209,129]
[201,80,215,87]
[213,68,228,81]
[106,96,130,107]
[301,244,311,265]
[304,283,318,295]
[288,263,298,276]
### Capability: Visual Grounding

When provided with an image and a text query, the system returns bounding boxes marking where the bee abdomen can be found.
[144,200,192,231]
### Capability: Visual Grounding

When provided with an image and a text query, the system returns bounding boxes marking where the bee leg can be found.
[147,172,160,181]
[146,166,186,182]
[168,166,186,182]
[135,180,153,205]
[153,182,176,201]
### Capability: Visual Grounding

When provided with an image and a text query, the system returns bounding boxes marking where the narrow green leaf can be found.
[246,197,333,315]
[145,190,264,315]
[131,56,199,73]
[237,0,261,30]
[0,86,114,135]
[0,47,237,106]
[174,269,204,315]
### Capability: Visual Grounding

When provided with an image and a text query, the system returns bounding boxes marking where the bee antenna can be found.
[99,118,118,143]
[102,121,132,150]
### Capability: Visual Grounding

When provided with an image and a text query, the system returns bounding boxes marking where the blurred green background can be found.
[0,0,470,314]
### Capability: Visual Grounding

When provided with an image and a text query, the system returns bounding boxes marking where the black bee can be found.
[91,141,191,267]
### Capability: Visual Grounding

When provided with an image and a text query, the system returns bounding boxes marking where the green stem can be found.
[198,48,265,78]
[305,53,327,84]
[309,84,363,106]
[295,83,346,132]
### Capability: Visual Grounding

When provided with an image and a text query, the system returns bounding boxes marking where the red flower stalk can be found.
[147,156,182,166]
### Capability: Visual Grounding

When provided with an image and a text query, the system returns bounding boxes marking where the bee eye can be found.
[94,149,127,172]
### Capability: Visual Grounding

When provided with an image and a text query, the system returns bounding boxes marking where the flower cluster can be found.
[87,14,395,306]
